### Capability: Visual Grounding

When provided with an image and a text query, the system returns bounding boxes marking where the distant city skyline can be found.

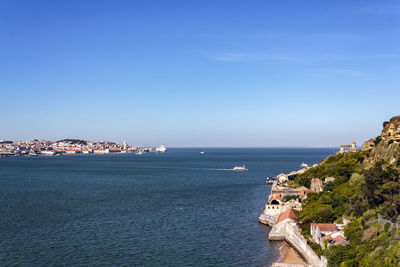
[1,0,399,147]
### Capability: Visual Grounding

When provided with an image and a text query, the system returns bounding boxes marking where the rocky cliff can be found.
[363,116,400,169]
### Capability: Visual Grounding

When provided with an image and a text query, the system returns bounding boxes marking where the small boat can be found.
[233,165,248,171]
[200,151,205,154]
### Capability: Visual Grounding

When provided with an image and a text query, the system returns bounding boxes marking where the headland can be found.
[259,115,400,266]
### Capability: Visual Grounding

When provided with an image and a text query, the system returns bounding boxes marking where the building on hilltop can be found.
[339,141,356,153]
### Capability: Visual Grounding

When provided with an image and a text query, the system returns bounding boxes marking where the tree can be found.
[325,245,354,267]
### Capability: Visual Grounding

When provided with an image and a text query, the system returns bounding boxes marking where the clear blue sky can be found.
[1,0,399,147]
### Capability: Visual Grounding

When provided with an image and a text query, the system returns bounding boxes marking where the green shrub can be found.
[383,121,389,128]
[308,241,323,256]
[362,164,400,219]
[345,219,363,246]
[295,151,367,188]
[284,195,298,202]
[377,231,389,247]
[325,245,355,267]
[384,222,391,232]
[349,173,364,185]
[340,259,358,267]
[324,181,335,192]
[362,227,378,242]
[374,136,382,145]
[299,203,336,223]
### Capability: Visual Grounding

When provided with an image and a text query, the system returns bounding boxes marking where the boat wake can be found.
[128,165,239,171]
[198,168,236,171]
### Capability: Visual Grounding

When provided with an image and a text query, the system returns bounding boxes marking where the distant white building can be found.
[324,177,335,184]
[339,142,356,153]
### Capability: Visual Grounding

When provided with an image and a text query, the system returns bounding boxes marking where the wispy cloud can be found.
[317,33,361,40]
[214,53,399,63]
[189,31,278,40]
[190,31,362,41]
[214,53,304,62]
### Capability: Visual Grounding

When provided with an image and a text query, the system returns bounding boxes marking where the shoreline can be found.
[260,165,327,267]
[277,241,307,265]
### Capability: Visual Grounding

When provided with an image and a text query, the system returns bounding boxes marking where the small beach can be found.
[278,241,307,265]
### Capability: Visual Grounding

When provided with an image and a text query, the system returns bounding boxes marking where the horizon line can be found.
[167,146,340,149]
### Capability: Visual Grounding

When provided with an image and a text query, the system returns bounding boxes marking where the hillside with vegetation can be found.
[294,116,400,266]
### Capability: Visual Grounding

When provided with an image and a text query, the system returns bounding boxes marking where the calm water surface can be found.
[0,148,336,266]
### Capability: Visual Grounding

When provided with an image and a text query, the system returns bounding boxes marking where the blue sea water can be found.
[0,148,336,266]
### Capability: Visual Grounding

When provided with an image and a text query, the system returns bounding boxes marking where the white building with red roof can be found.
[311,223,348,248]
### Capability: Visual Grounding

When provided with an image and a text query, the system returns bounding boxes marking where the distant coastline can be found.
[0,139,166,158]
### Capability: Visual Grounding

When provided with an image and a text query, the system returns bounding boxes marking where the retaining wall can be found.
[269,223,327,267]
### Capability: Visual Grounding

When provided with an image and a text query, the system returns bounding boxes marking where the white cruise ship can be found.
[155,145,167,152]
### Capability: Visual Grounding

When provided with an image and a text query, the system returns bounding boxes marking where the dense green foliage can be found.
[296,149,400,266]
[308,240,323,256]
[383,121,390,128]
[363,163,400,220]
[298,176,367,224]
[295,151,368,188]
[284,195,299,202]
[374,136,382,146]
[342,214,400,266]
[324,245,355,267]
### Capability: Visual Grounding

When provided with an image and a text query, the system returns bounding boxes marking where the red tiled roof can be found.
[298,189,314,195]
[323,235,332,240]
[276,208,297,224]
[332,235,347,246]
[311,223,338,232]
